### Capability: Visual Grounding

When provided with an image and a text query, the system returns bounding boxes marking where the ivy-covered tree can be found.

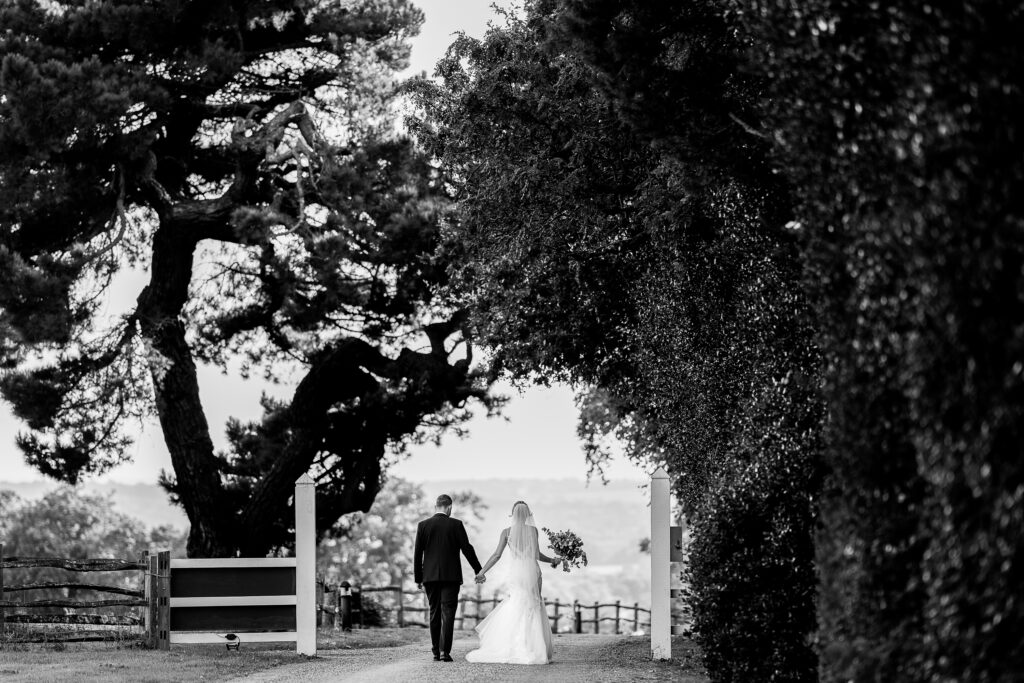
[0,0,498,557]
[738,2,1024,680]
[559,0,1024,680]
[411,2,821,680]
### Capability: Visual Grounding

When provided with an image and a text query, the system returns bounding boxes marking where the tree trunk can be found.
[137,223,231,557]
[236,344,383,554]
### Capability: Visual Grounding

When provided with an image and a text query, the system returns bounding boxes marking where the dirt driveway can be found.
[231,634,707,683]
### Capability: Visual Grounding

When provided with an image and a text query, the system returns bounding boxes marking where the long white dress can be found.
[465,523,554,665]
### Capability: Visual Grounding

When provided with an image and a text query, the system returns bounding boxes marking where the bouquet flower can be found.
[542,527,588,572]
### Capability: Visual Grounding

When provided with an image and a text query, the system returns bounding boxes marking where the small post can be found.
[139,550,150,639]
[593,601,600,634]
[318,580,331,628]
[651,467,671,659]
[633,602,640,633]
[475,582,482,626]
[1,542,5,634]
[397,586,404,627]
[338,581,352,631]
[615,600,621,634]
[553,598,560,632]
[351,585,363,629]
[147,553,158,647]
[156,550,170,650]
[573,600,581,634]
[295,473,317,655]
[457,596,465,630]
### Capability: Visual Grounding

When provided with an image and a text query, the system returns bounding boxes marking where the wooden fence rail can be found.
[0,558,143,572]
[2,613,142,626]
[0,598,147,609]
[1,542,150,643]
[2,582,144,597]
[314,580,669,635]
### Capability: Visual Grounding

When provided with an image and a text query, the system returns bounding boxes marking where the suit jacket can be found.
[414,512,483,585]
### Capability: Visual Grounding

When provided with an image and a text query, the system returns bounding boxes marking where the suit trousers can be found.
[423,581,460,656]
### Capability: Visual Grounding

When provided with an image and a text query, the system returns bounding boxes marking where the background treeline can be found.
[0,488,186,615]
[410,1,1023,681]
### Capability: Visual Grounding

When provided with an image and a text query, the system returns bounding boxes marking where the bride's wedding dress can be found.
[466,515,554,664]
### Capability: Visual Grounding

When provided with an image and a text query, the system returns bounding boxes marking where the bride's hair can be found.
[509,501,535,527]
[508,501,538,558]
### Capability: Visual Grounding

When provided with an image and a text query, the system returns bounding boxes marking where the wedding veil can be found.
[507,501,539,560]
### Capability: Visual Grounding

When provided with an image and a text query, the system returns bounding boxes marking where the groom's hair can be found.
[435,494,453,508]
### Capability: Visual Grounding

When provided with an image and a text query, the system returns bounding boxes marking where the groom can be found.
[414,494,484,662]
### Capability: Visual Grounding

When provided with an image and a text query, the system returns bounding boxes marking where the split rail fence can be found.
[0,542,149,642]
[314,581,675,635]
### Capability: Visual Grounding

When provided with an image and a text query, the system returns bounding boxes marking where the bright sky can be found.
[0,1,650,486]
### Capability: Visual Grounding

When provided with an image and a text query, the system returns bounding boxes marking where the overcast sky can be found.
[0,0,650,486]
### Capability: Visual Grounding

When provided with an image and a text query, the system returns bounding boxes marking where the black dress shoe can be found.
[442,654,454,662]
[433,653,441,661]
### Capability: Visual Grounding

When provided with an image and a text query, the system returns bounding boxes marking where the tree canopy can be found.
[0,0,498,557]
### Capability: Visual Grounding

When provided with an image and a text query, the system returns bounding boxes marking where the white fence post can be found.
[295,473,317,656]
[651,468,671,660]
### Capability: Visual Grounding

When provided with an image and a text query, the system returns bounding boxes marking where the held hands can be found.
[474,572,486,584]
[550,557,563,569]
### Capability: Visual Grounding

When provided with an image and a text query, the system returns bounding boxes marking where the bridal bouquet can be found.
[542,527,588,572]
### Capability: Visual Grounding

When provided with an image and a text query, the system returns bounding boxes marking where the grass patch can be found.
[0,642,299,683]
[0,627,432,682]
[319,626,431,649]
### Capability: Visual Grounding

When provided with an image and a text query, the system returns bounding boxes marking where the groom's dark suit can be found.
[414,512,482,659]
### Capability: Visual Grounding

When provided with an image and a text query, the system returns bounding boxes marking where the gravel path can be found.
[231,634,707,683]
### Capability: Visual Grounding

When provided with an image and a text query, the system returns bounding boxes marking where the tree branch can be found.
[728,113,771,141]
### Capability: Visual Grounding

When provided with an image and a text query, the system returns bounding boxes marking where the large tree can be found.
[411,2,821,680]
[0,0,497,557]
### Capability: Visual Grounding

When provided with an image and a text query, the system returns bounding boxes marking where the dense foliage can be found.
[739,2,1024,679]
[0,0,499,556]
[415,0,1023,680]
[411,3,820,680]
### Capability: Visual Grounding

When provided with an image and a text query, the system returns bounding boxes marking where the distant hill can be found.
[424,478,651,566]
[407,478,653,605]
[0,480,188,530]
[0,476,654,604]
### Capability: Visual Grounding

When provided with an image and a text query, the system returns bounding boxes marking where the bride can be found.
[466,501,561,665]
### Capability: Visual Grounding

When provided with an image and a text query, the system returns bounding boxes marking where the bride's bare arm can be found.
[477,527,509,577]
[533,527,559,565]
